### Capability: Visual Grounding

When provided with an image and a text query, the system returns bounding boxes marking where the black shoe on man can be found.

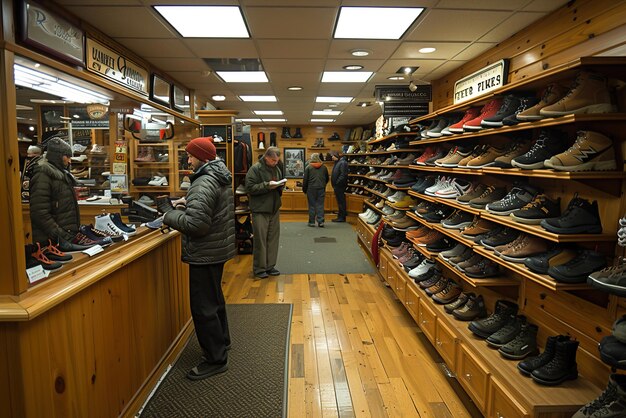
[332,218,346,223]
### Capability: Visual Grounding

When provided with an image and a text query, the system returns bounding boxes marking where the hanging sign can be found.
[453,59,509,104]
[86,38,148,95]
[375,85,431,103]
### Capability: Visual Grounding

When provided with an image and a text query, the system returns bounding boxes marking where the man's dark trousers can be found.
[189,263,230,364]
[334,186,347,220]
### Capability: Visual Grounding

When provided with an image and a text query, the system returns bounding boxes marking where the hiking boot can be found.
[531,339,579,386]
[486,185,538,216]
[588,264,626,297]
[456,253,484,273]
[481,94,523,127]
[432,281,462,304]
[548,249,606,283]
[599,336,626,370]
[448,247,475,266]
[458,144,488,167]
[502,96,540,125]
[480,227,520,250]
[518,335,569,375]
[453,294,487,321]
[613,315,626,345]
[510,194,561,225]
[419,271,443,289]
[499,235,549,263]
[463,98,503,131]
[439,243,467,261]
[492,139,533,168]
[448,107,481,133]
[466,145,505,168]
[468,300,518,339]
[499,323,539,360]
[511,129,569,169]
[441,210,474,229]
[540,195,602,234]
[464,258,501,278]
[422,205,454,223]
[435,146,472,167]
[540,71,616,116]
[461,218,496,239]
[426,236,456,253]
[425,277,450,296]
[572,374,626,418]
[444,292,473,313]
[486,315,526,348]
[517,83,568,121]
[468,185,508,209]
[523,247,578,274]
[544,130,616,172]
[456,183,487,205]
[415,230,444,246]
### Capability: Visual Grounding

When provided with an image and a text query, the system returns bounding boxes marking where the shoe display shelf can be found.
[367,131,420,145]
[130,142,173,196]
[378,243,601,417]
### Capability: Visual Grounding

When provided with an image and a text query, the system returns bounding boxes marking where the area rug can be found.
[276,221,375,274]
[139,303,292,417]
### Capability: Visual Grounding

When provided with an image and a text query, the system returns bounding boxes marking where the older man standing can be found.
[245,147,285,279]
[330,150,348,222]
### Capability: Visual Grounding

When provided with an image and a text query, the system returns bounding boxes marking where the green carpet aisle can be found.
[139,304,292,418]
[277,221,375,274]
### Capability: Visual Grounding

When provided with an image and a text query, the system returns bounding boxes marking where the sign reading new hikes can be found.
[453,59,509,104]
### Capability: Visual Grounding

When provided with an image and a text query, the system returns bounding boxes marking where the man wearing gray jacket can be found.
[163,136,235,380]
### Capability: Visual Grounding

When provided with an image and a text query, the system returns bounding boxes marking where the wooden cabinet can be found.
[488,377,530,418]
[435,318,457,371]
[405,283,420,323]
[458,343,491,412]
[418,298,437,343]
[346,194,365,213]
[393,267,406,302]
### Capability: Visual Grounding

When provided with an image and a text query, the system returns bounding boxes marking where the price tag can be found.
[82,245,104,256]
[26,265,49,284]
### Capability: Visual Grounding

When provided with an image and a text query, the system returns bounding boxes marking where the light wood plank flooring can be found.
[222,218,480,418]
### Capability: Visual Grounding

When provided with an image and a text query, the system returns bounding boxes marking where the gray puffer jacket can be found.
[29,158,80,244]
[164,159,236,265]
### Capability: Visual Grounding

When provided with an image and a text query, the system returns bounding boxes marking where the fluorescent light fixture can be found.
[311,119,335,122]
[238,118,263,122]
[287,86,303,91]
[387,76,405,80]
[343,65,364,70]
[254,110,284,115]
[216,71,268,83]
[351,49,371,57]
[316,96,353,103]
[327,104,338,108]
[419,47,436,54]
[334,7,423,39]
[312,110,341,116]
[239,95,277,102]
[321,71,372,83]
[154,6,249,38]
[262,118,286,122]
[211,95,226,101]
[14,64,111,104]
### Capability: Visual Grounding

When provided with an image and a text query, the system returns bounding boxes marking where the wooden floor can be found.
[221,217,479,418]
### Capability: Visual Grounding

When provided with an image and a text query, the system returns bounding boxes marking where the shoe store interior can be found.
[2,1,626,417]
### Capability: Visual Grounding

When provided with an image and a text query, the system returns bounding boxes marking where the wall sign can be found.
[453,59,509,104]
[86,38,148,95]
[20,0,85,66]
[375,85,432,103]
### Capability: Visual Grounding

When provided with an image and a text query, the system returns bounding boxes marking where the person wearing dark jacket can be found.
[330,150,348,222]
[303,153,329,227]
[163,136,236,380]
[245,146,284,279]
[29,137,80,244]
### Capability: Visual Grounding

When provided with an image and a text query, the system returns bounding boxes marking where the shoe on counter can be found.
[510,194,561,225]
[28,243,63,271]
[42,240,73,263]
[523,247,578,275]
[468,300,518,339]
[499,323,539,360]
[544,130,616,172]
[110,213,136,235]
[453,294,487,321]
[517,335,570,376]
[540,195,602,234]
[572,374,626,418]
[80,224,123,242]
[531,339,579,386]
[511,129,570,170]
[548,249,606,283]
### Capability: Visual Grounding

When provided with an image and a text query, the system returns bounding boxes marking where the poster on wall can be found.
[284,148,305,178]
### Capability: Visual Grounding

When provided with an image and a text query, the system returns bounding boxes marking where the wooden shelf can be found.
[368,132,420,144]
[480,167,626,180]
[409,164,484,176]
[437,256,519,288]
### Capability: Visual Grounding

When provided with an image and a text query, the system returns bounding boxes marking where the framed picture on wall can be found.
[150,74,171,107]
[284,147,305,178]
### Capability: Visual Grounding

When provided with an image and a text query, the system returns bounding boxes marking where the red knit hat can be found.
[185,137,216,161]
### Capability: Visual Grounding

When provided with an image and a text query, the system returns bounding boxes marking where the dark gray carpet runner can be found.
[139,303,292,417]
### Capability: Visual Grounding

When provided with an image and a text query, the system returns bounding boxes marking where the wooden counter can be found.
[0,228,190,418]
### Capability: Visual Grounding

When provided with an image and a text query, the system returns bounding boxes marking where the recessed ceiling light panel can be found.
[343,65,364,70]
[262,118,286,122]
[287,86,303,91]
[312,110,341,116]
[239,95,277,102]
[321,71,372,83]
[216,71,268,83]
[419,47,437,54]
[387,76,405,81]
[211,95,226,101]
[334,7,424,40]
[254,110,284,115]
[154,6,249,38]
[311,119,335,122]
[316,96,353,103]
[238,118,263,122]
[351,49,371,57]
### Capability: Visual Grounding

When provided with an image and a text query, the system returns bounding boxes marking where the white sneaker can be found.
[148,176,168,186]
[90,144,105,153]
[358,208,373,219]
[71,154,87,163]
[72,143,87,153]
[258,142,265,150]
[425,176,448,196]
[236,184,247,195]
[408,259,436,279]
[95,214,126,237]
[435,178,472,199]
[213,135,224,143]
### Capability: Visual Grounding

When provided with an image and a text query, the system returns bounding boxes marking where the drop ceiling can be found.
[51,0,569,126]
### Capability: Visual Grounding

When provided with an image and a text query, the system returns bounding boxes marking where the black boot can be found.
[531,339,579,385]
[281,127,291,138]
[293,127,302,138]
[518,335,569,376]
[270,132,277,146]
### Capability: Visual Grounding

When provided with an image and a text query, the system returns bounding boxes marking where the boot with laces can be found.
[444,292,473,314]
[573,374,626,418]
[540,71,616,117]
[468,300,518,339]
[492,139,533,168]
[517,83,568,121]
[463,98,503,131]
[544,130,616,172]
[499,323,539,360]
[453,294,487,321]
[432,281,462,304]
[531,339,579,385]
[511,129,569,169]
[499,235,549,263]
[511,194,561,225]
[29,243,63,271]
[481,94,523,127]
[502,96,540,125]
[480,227,520,250]
[548,249,606,283]
[456,183,487,205]
[43,240,73,263]
[486,184,539,216]
[487,315,526,348]
[464,258,501,278]
[540,195,602,234]
[588,263,626,297]
[468,185,508,209]
[518,335,569,375]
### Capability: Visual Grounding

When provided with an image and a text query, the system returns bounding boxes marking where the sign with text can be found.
[375,85,432,103]
[86,38,148,95]
[454,59,509,104]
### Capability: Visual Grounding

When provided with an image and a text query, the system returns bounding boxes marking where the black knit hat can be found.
[46,137,72,167]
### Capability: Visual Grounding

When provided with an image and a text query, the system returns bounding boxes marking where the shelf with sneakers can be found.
[368,132,420,144]
[437,256,519,288]
[408,164,484,177]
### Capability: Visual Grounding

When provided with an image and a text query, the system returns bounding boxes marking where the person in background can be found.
[162,136,236,380]
[303,153,329,227]
[245,146,284,279]
[330,150,348,222]
[29,137,80,244]
[21,144,43,202]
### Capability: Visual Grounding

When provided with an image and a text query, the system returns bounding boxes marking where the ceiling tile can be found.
[391,42,470,59]
[166,71,214,85]
[452,42,497,61]
[257,40,330,58]
[341,0,438,6]
[324,59,386,72]
[261,59,325,73]
[65,6,176,38]
[522,0,570,12]
[245,7,336,39]
[268,72,321,86]
[406,9,511,42]
[327,40,401,60]
[426,60,467,80]
[435,0,528,10]
[378,59,445,73]
[182,39,259,58]
[114,38,194,58]
[479,12,546,43]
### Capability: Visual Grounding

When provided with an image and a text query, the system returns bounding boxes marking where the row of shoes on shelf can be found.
[135,147,169,162]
